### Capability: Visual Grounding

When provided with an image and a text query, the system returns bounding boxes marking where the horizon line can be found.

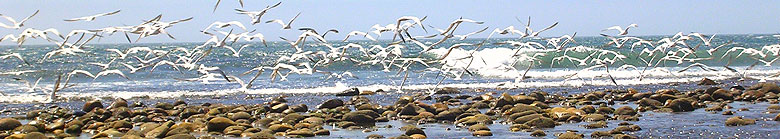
[0,33,777,47]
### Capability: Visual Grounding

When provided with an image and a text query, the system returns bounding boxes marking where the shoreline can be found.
[0,78,779,138]
[0,74,754,104]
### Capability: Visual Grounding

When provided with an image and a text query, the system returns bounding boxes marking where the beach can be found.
[2,79,780,138]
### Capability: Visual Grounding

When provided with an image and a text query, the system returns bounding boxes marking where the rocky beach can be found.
[1,78,779,139]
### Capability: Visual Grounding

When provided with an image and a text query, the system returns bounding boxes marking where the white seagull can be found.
[265,12,301,30]
[214,0,244,12]
[203,21,247,31]
[0,10,39,29]
[602,24,638,36]
[0,53,30,65]
[395,16,427,32]
[87,58,117,71]
[94,70,130,80]
[343,31,376,42]
[324,71,359,80]
[235,1,282,24]
[64,10,121,22]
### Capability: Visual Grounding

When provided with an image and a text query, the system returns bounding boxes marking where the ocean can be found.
[0,34,778,103]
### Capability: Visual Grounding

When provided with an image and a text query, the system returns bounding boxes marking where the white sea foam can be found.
[1,66,779,103]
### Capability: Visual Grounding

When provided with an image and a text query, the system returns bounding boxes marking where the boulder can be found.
[514,114,543,124]
[467,124,490,132]
[590,131,611,138]
[342,112,376,126]
[318,99,344,109]
[231,112,251,120]
[514,95,537,104]
[774,113,780,121]
[456,114,492,125]
[638,98,662,108]
[472,130,492,136]
[92,129,124,138]
[663,98,695,112]
[110,98,129,109]
[434,109,462,121]
[206,117,235,132]
[558,132,584,139]
[435,87,460,94]
[530,130,546,137]
[583,121,608,129]
[336,88,360,96]
[110,120,133,129]
[698,78,718,85]
[614,106,637,115]
[399,103,420,116]
[249,131,276,139]
[711,89,733,100]
[524,117,556,128]
[0,118,22,131]
[270,103,288,113]
[314,129,330,135]
[366,134,384,139]
[154,102,174,110]
[83,100,104,112]
[749,83,780,94]
[25,132,47,139]
[286,128,315,137]
[163,134,196,139]
[725,116,756,126]
[582,114,607,122]
[742,90,765,100]
[494,93,515,108]
[269,124,293,132]
[768,105,780,110]
[145,121,173,138]
[403,126,425,136]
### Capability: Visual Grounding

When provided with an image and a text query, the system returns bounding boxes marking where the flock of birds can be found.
[1,1,779,102]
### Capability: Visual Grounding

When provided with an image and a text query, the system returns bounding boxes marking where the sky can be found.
[0,0,779,45]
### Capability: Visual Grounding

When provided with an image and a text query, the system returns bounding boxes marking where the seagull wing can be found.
[102,10,121,16]
[265,19,285,26]
[19,10,39,25]
[287,12,301,27]
[228,21,247,30]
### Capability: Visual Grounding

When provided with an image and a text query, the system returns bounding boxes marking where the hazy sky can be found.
[0,0,779,45]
